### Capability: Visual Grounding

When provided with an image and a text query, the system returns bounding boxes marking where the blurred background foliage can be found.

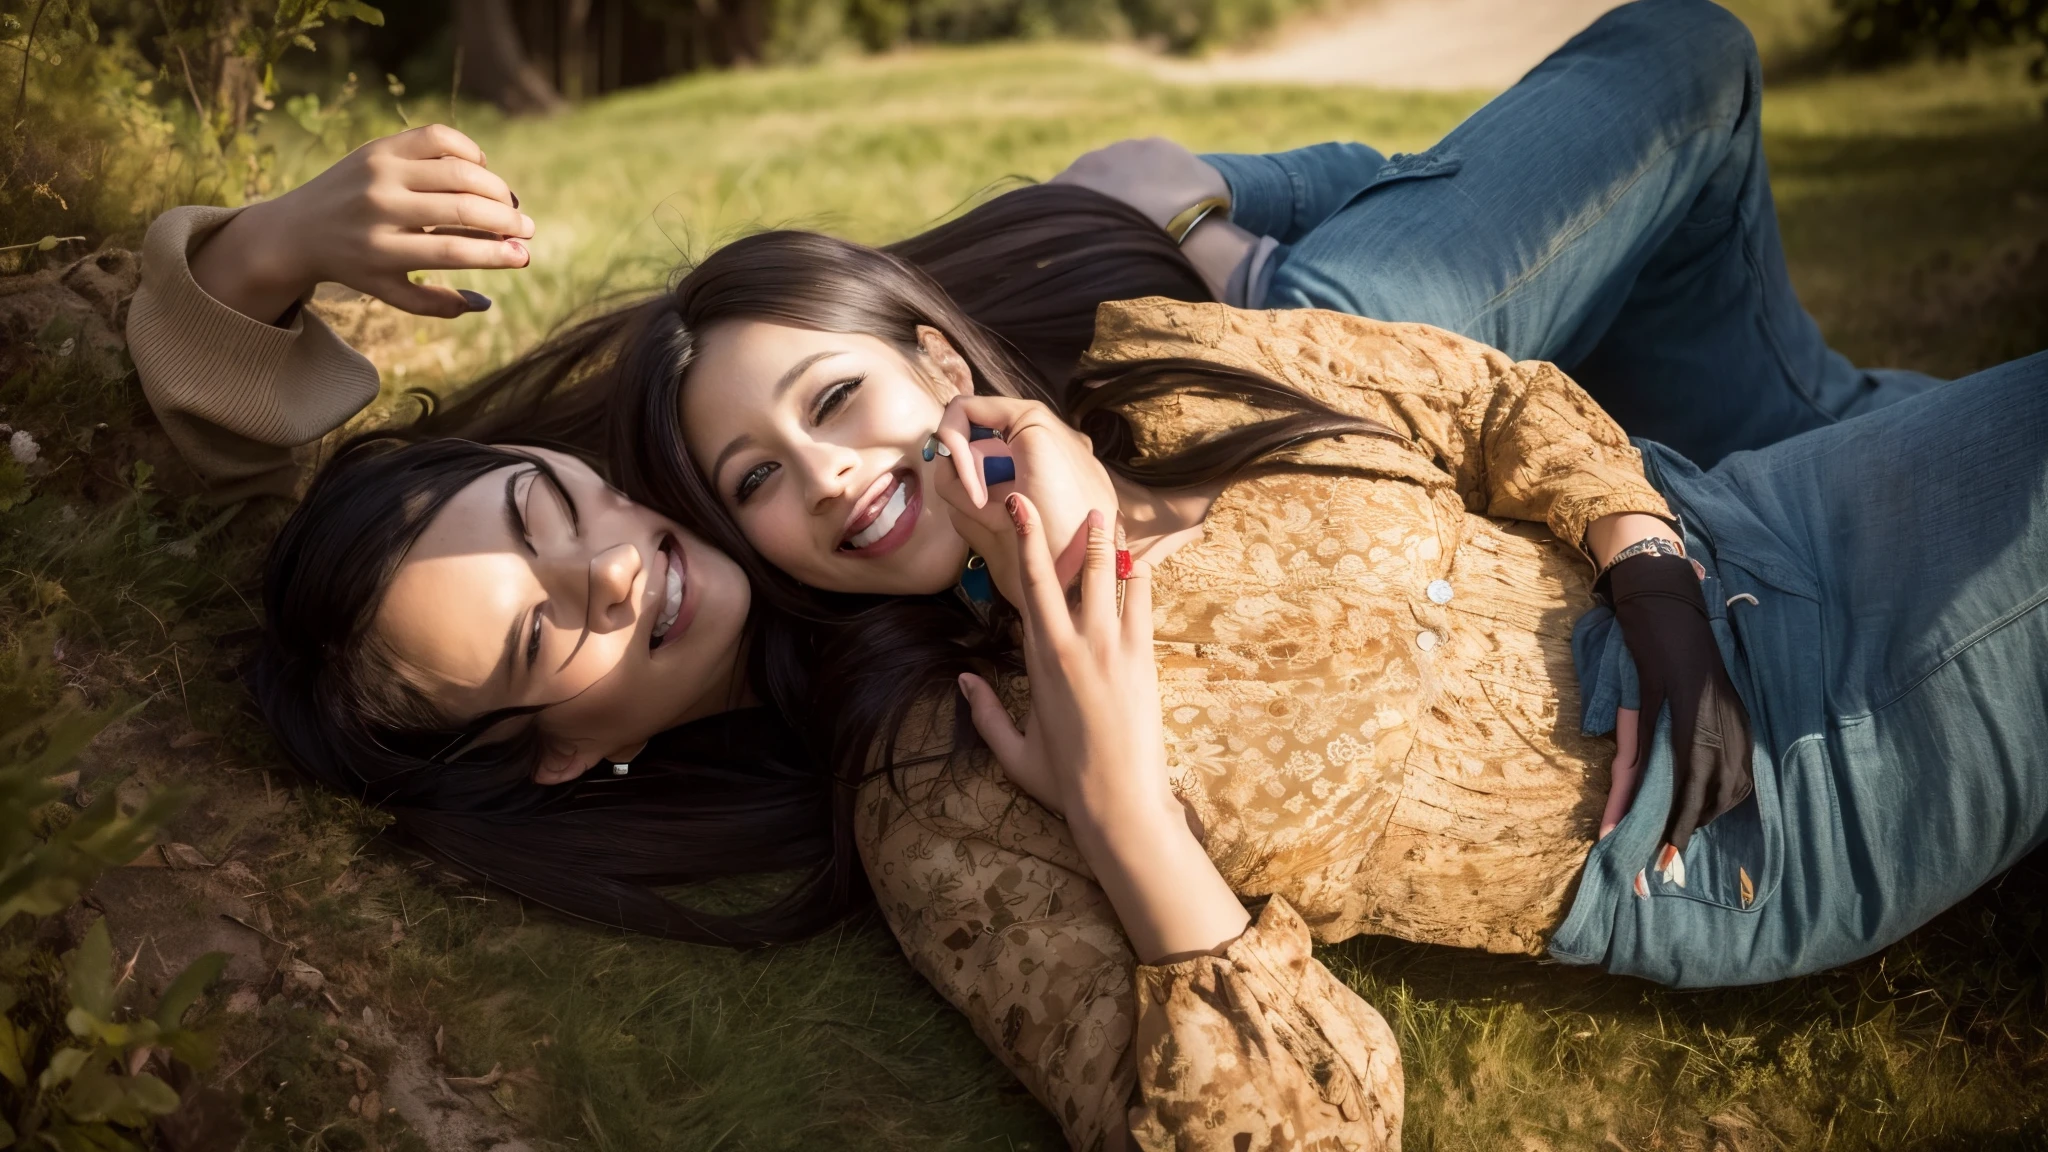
[7,0,2045,265]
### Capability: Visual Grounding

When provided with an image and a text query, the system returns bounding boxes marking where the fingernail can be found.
[957,673,973,697]
[969,424,999,442]
[458,290,492,312]
[1115,549,1133,580]
[921,436,936,463]
[510,189,520,209]
[983,455,1016,487]
[1087,509,1105,533]
[507,238,529,263]
[1006,493,1027,530]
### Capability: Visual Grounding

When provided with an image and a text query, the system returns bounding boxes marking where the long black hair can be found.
[250,181,1226,947]
[608,185,1403,816]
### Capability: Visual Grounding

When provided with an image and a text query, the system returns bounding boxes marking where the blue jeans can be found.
[1204,0,1939,466]
[1556,350,2048,986]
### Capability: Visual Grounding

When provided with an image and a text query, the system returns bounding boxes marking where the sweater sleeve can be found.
[1084,299,1673,561]
[856,706,1403,1151]
[125,205,383,498]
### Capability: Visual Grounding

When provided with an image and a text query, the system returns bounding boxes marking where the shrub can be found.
[0,1,385,263]
[1833,0,2048,75]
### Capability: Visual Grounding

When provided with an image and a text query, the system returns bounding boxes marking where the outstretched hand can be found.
[190,124,534,323]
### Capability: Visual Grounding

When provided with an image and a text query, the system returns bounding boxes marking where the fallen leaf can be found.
[158,843,215,870]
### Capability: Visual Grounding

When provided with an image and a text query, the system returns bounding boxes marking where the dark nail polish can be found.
[458,289,492,312]
[970,424,999,442]
[510,190,520,209]
[982,455,1016,487]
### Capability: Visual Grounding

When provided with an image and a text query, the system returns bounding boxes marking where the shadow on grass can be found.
[1769,121,2048,379]
[1323,847,2048,1149]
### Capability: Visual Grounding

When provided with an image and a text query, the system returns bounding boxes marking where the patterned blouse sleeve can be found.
[856,704,1403,1151]
[1086,300,1674,559]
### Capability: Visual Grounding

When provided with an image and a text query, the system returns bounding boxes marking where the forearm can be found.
[186,200,312,325]
[1586,512,1682,570]
[1068,787,1249,965]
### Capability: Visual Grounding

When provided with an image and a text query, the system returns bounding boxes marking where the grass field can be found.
[7,9,2048,1151]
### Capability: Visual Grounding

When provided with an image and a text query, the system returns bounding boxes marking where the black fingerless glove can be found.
[1599,552,1754,857]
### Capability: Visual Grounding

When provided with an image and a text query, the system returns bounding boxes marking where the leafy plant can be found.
[1833,0,2048,76]
[0,1,384,257]
[0,638,226,1151]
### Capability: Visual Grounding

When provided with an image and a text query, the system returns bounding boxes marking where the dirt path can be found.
[1157,0,1628,89]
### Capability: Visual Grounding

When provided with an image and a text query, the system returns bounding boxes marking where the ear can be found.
[915,325,974,397]
[532,741,590,786]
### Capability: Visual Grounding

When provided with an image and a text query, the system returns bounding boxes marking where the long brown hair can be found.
[253,182,1227,947]
[606,187,1403,823]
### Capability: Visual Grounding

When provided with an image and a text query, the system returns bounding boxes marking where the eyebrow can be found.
[708,350,849,487]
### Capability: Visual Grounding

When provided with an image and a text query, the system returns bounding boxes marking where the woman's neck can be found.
[1111,472,1223,569]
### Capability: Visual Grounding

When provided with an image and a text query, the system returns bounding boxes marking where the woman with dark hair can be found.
[618,218,2047,1148]
[119,120,1218,949]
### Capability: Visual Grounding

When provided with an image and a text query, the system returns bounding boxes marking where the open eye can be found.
[813,376,864,423]
[735,461,778,503]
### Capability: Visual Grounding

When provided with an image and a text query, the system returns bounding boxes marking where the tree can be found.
[454,0,565,113]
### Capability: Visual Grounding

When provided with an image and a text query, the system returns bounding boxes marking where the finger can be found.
[1599,707,1642,838]
[1079,509,1116,637]
[1007,492,1075,646]
[361,275,477,319]
[959,673,1029,772]
[1664,699,1713,855]
[396,192,532,239]
[935,401,985,507]
[404,156,518,209]
[385,123,486,165]
[1120,557,1155,648]
[386,231,531,272]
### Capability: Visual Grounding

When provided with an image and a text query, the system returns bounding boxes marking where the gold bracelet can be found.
[1165,196,1230,245]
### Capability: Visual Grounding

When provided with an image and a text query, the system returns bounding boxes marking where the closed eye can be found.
[524,604,545,669]
[813,375,864,423]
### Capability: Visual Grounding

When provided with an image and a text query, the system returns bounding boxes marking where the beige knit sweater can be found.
[126,205,383,500]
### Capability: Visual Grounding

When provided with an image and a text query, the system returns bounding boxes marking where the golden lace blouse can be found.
[855,299,1673,1151]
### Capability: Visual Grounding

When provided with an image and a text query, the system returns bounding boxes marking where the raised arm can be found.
[126,125,532,496]
[897,500,1400,1150]
[1084,301,1676,562]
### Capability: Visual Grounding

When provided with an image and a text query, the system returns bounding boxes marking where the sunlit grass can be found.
[7,21,2045,1152]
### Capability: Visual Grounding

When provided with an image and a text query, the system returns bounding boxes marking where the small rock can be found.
[225,987,262,1015]
[8,429,38,465]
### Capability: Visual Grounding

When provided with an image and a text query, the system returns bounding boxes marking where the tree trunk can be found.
[454,0,567,114]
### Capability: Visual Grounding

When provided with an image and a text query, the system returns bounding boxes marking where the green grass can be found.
[5,17,2047,1152]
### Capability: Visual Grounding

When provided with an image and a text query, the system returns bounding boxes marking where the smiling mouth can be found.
[650,534,689,648]
[838,470,918,556]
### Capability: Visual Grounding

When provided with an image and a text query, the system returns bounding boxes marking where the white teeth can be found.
[845,481,908,550]
[652,549,683,641]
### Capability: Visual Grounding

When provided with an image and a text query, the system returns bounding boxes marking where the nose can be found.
[582,542,642,636]
[789,439,863,516]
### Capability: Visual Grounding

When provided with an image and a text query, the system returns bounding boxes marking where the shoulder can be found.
[1084,298,1496,377]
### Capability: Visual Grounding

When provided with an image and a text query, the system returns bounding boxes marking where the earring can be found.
[610,759,631,777]
[921,433,951,462]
